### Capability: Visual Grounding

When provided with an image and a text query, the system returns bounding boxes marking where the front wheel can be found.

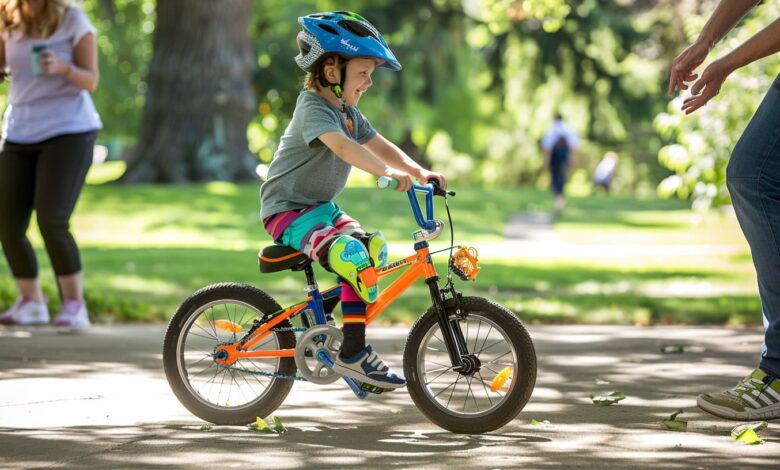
[163,282,296,425]
[403,297,536,434]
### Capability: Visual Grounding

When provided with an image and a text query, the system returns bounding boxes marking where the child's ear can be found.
[323,63,340,84]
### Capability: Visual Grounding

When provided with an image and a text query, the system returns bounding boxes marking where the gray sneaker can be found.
[697,369,780,420]
[332,345,406,389]
[0,298,49,325]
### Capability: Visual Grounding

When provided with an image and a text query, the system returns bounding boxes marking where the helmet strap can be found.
[317,60,349,111]
[333,62,348,111]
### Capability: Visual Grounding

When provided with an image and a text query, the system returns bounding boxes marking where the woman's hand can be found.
[681,58,733,115]
[668,40,710,96]
[416,169,447,190]
[39,50,71,77]
[385,168,413,192]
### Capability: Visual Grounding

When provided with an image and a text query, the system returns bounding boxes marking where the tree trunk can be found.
[122,0,256,183]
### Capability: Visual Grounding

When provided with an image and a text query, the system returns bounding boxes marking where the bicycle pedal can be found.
[358,382,386,394]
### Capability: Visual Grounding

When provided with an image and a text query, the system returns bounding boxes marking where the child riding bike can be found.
[259,11,446,390]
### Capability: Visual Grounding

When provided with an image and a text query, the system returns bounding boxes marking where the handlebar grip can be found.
[377,176,399,190]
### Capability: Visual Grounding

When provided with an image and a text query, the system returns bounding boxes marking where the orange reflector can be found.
[215,320,243,333]
[490,366,512,392]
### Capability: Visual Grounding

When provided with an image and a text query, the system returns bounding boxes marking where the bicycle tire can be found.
[163,282,296,425]
[403,296,536,434]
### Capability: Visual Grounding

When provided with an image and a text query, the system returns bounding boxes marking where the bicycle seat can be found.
[258,245,312,273]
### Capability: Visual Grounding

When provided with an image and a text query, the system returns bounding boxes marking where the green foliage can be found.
[72,1,694,189]
[82,0,155,156]
[654,2,780,210]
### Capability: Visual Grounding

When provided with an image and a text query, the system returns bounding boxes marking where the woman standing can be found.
[0,0,101,329]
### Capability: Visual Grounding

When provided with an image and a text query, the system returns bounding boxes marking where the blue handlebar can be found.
[376,177,438,231]
[408,183,437,231]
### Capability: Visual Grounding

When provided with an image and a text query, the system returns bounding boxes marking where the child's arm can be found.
[319,131,414,191]
[364,134,447,189]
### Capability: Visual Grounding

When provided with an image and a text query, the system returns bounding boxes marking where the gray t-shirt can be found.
[2,8,102,143]
[260,90,376,219]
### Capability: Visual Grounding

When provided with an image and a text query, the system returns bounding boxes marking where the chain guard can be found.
[294,325,343,384]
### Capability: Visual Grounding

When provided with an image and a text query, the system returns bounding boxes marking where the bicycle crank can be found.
[294,325,343,384]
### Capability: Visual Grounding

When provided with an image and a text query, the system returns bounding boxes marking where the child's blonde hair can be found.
[303,54,343,91]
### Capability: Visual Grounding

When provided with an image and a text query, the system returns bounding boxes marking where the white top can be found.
[2,8,102,143]
[541,119,579,151]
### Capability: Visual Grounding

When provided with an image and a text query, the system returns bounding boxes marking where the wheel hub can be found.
[213,343,239,366]
[454,353,481,376]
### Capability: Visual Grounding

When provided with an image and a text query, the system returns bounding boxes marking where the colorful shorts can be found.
[263,202,361,260]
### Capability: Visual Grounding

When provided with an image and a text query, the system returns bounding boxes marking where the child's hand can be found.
[416,170,447,190]
[385,169,413,192]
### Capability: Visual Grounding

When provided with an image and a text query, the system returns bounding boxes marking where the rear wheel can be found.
[403,297,536,434]
[163,283,296,424]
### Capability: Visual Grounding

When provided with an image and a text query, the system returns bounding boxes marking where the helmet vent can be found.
[339,20,377,40]
[317,23,339,35]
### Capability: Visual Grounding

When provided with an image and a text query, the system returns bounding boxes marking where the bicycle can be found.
[163,178,537,434]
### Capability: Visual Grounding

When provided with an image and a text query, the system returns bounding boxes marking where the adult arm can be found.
[682,16,780,114]
[318,131,414,191]
[363,133,447,189]
[39,32,99,92]
[667,0,760,96]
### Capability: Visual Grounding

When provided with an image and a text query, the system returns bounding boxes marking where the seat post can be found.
[303,263,327,324]
[303,263,318,290]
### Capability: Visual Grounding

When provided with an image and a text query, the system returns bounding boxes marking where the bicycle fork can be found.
[426,278,475,374]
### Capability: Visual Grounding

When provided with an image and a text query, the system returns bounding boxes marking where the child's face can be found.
[342,58,378,106]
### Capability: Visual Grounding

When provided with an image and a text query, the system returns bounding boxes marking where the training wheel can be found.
[294,325,343,384]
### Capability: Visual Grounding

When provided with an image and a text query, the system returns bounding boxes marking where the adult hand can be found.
[668,40,710,96]
[681,58,733,115]
[385,168,413,192]
[416,169,447,190]
[39,50,71,77]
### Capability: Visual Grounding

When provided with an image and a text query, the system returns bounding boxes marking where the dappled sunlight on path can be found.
[1,325,778,468]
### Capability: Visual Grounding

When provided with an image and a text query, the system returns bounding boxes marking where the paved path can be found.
[1,324,778,468]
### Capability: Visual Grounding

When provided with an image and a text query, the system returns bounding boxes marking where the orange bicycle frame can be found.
[218,243,439,364]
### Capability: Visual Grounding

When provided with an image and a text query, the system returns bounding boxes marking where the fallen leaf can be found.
[661,409,687,432]
[530,419,551,426]
[731,421,768,445]
[668,409,683,421]
[272,416,287,434]
[248,416,274,433]
[199,423,213,431]
[590,391,626,406]
[734,428,764,445]
[662,420,687,432]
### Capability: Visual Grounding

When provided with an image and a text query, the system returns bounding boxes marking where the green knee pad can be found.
[367,231,388,268]
[328,235,378,303]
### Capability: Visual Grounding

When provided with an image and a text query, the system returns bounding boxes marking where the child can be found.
[260,11,446,389]
[593,151,618,193]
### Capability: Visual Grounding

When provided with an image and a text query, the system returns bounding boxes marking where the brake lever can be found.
[428,179,456,197]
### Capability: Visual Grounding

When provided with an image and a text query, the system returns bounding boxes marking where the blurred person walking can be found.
[668,0,780,420]
[0,0,101,329]
[541,114,579,214]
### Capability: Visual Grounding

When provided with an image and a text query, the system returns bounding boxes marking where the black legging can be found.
[0,131,96,278]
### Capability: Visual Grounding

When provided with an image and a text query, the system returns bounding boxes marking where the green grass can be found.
[0,172,760,325]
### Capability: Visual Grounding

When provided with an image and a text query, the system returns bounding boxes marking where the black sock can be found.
[341,323,366,358]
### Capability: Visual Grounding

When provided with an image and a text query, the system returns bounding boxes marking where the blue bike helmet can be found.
[295,11,401,72]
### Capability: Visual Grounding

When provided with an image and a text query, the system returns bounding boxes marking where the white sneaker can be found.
[54,300,91,330]
[0,298,50,325]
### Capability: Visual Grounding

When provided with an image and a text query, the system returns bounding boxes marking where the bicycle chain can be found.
[216,363,307,382]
